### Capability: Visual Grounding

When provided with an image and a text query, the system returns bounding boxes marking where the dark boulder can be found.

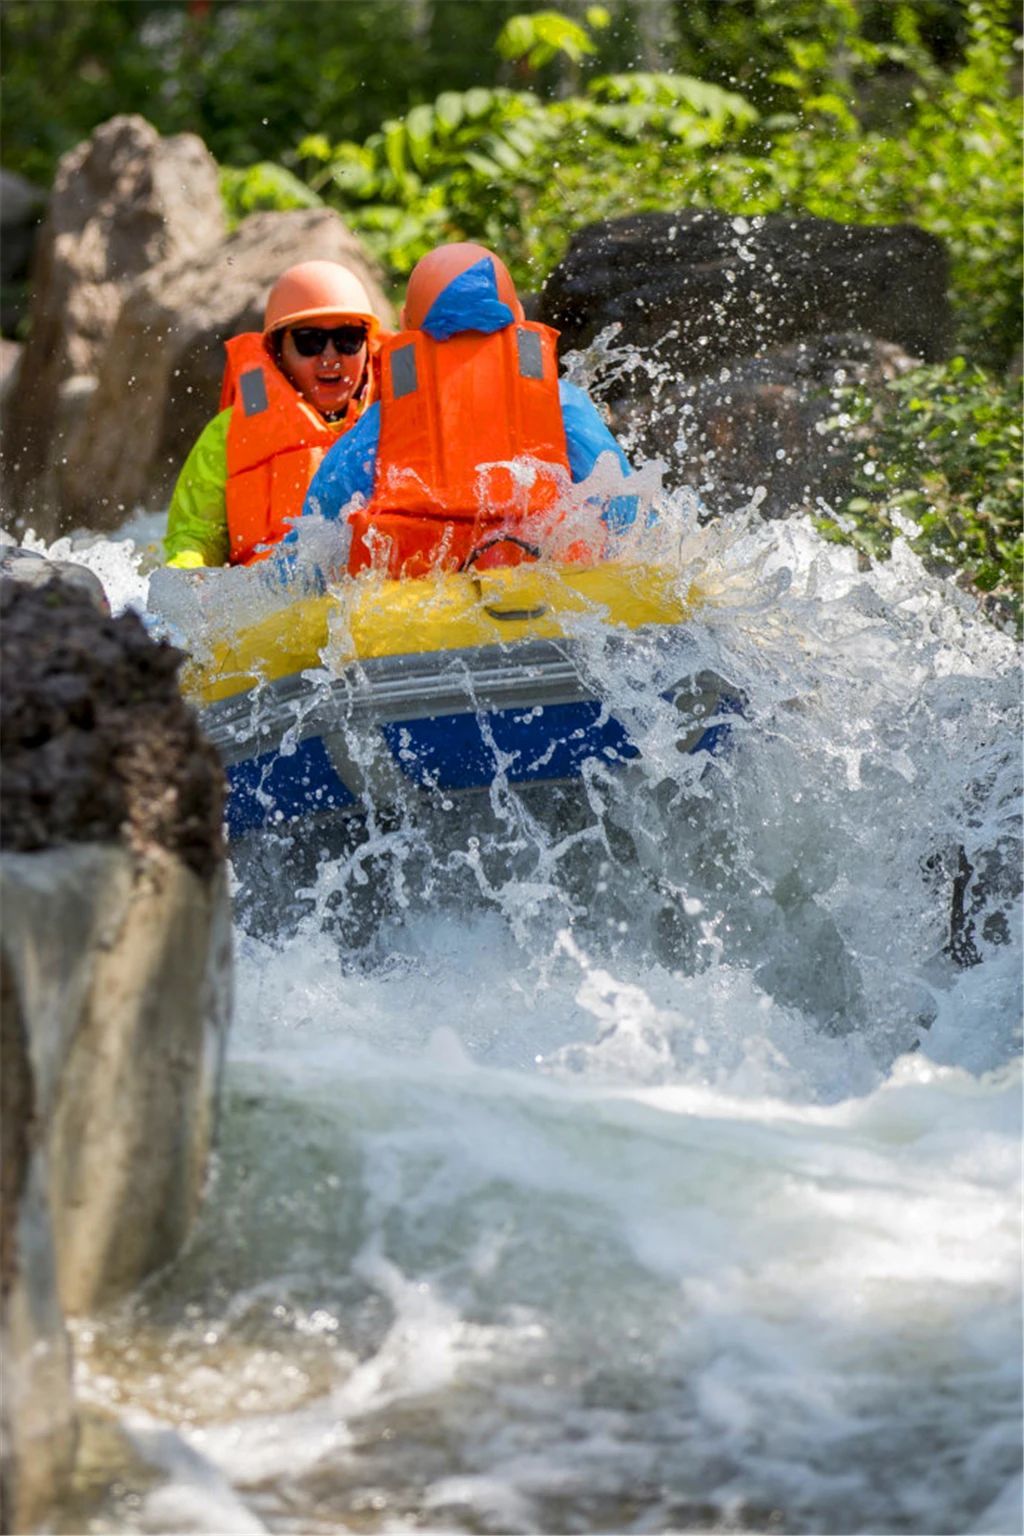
[607,330,919,519]
[541,210,952,369]
[0,578,224,880]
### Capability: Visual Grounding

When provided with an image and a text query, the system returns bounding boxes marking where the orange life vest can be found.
[347,322,575,578]
[222,333,367,566]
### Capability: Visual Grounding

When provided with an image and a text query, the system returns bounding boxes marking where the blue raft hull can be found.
[200,637,735,841]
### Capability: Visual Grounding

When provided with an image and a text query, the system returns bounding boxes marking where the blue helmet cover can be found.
[421,257,516,340]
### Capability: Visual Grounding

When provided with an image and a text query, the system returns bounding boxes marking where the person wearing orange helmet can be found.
[164,261,383,569]
[300,242,637,579]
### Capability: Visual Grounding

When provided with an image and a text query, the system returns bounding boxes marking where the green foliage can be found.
[0,0,174,185]
[0,0,549,184]
[752,0,1023,365]
[817,359,1023,629]
[290,1,1019,366]
[220,164,322,226]
[297,61,759,285]
[496,9,601,71]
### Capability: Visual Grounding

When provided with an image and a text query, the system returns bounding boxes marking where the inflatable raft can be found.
[182,562,735,840]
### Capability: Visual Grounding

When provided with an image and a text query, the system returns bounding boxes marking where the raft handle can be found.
[483,603,548,621]
[462,535,542,570]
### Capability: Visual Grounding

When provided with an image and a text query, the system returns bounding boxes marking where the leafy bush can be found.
[749,0,1023,366]
[495,7,605,71]
[294,0,1019,363]
[817,359,1023,629]
[220,163,322,226]
[296,67,759,286]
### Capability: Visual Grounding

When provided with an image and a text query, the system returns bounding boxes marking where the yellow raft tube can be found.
[183,560,704,707]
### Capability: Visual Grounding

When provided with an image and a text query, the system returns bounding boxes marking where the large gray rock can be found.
[1,115,225,535]
[0,572,230,1526]
[0,338,24,414]
[58,206,395,532]
[541,210,951,367]
[1,844,232,1313]
[1,963,78,1536]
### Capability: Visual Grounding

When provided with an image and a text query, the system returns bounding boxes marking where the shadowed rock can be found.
[541,211,950,514]
[0,168,46,337]
[0,580,223,876]
[541,210,951,367]
[0,571,231,1529]
[607,329,920,518]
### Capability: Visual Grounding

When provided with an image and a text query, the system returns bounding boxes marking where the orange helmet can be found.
[263,261,381,342]
[401,242,524,330]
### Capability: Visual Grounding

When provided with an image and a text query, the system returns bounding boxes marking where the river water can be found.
[27,482,1022,1534]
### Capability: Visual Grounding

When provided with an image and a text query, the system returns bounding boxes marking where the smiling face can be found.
[277,326,368,418]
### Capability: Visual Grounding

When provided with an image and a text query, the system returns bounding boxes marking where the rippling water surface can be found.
[27,477,1022,1535]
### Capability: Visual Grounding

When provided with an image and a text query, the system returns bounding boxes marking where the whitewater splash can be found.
[20,480,1022,1534]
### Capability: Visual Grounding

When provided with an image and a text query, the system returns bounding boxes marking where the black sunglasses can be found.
[289,325,367,357]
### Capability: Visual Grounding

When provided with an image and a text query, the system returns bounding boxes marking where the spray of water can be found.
[15,372,1021,1534]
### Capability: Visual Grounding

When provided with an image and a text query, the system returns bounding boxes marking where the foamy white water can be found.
[20,485,1022,1535]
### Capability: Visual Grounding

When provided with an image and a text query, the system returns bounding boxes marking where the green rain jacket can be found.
[164,409,232,569]
[164,400,349,568]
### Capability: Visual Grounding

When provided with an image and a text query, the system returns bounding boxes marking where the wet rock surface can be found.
[0,534,110,610]
[0,565,232,1529]
[2,843,233,1314]
[541,209,951,367]
[0,579,224,879]
[1,972,78,1536]
[542,211,950,515]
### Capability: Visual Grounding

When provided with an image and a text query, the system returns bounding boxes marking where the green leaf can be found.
[496,10,595,69]
[383,119,407,182]
[462,148,505,179]
[484,133,524,173]
[463,87,494,119]
[220,162,322,224]
[297,134,332,163]
[405,103,436,173]
[496,15,535,63]
[434,91,465,135]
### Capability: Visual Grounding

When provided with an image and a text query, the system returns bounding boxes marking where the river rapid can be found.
[24,470,1022,1534]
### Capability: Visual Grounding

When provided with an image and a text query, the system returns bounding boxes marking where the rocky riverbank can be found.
[0,564,231,1532]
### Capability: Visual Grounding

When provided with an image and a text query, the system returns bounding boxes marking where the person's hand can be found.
[165,549,208,571]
